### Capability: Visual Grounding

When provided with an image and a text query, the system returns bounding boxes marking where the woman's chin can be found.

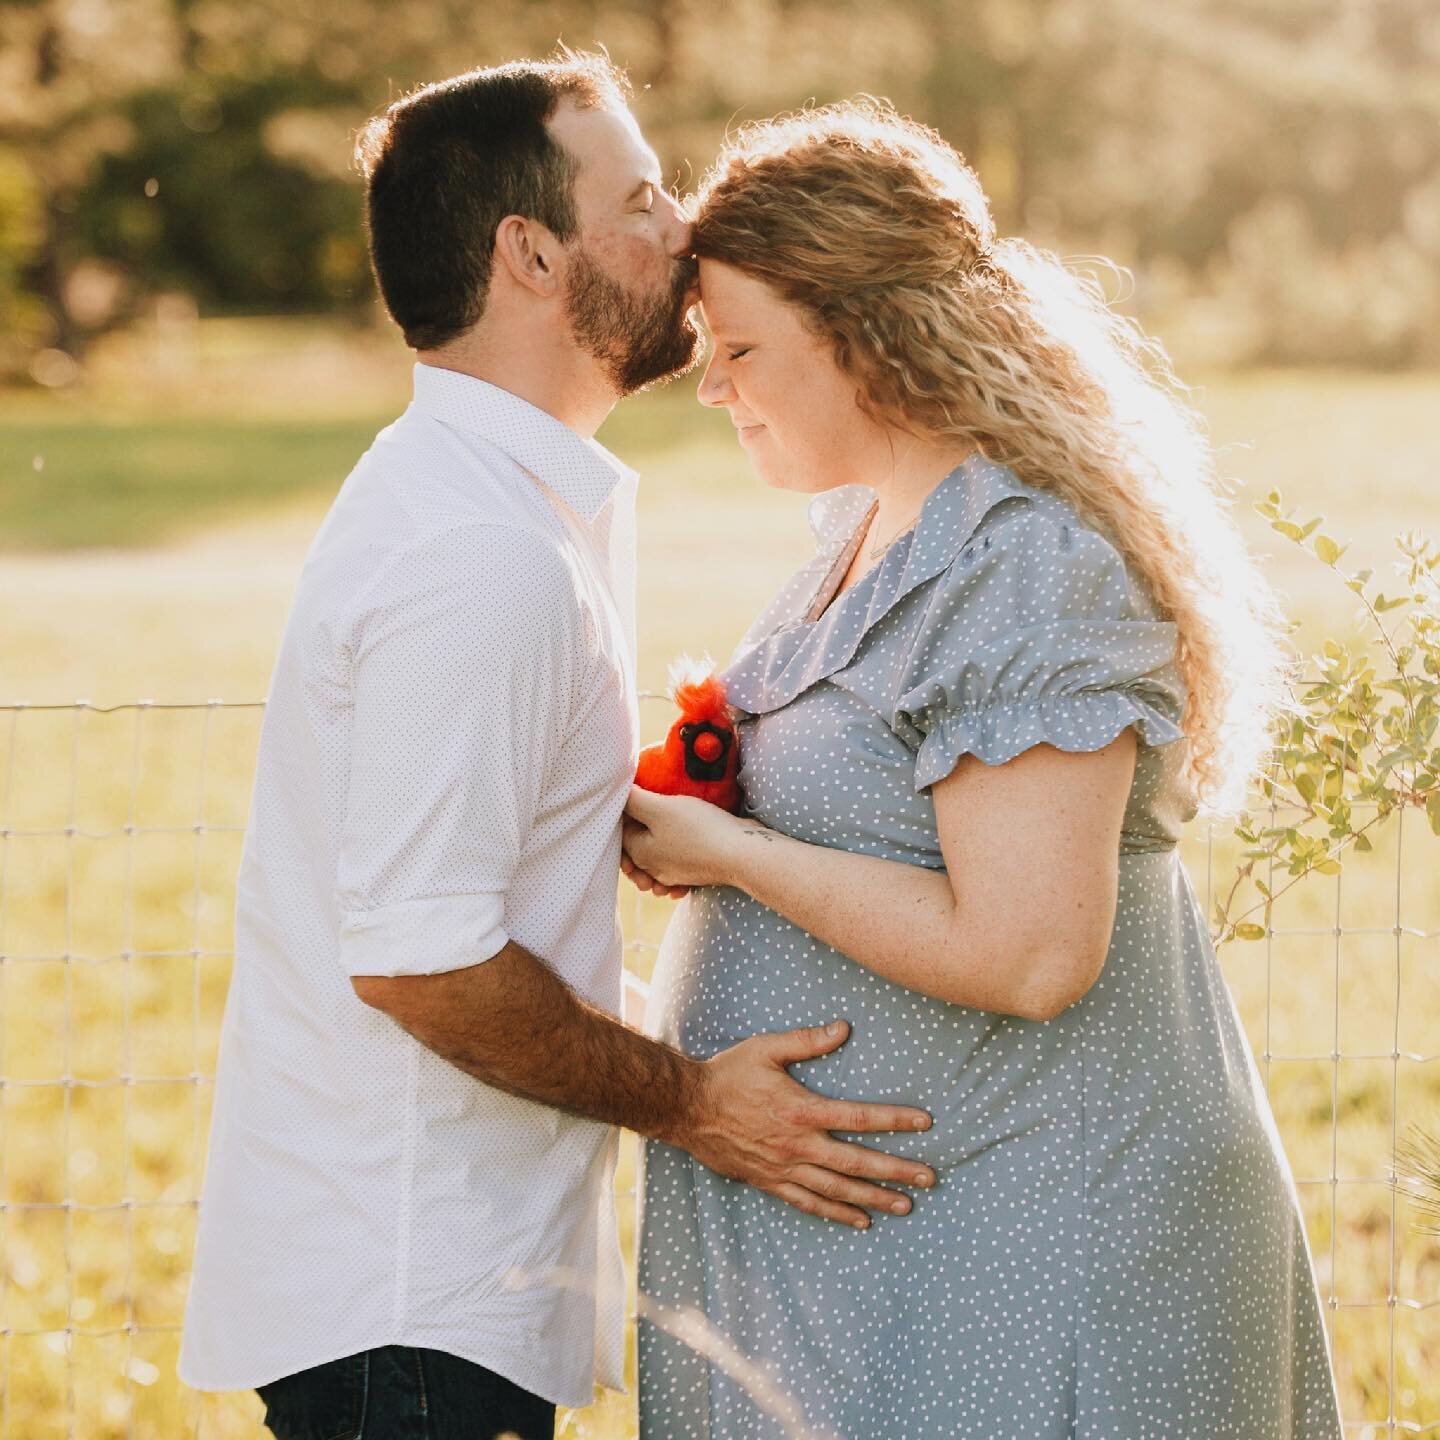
[736,442,839,495]
[755,466,809,494]
[740,452,787,491]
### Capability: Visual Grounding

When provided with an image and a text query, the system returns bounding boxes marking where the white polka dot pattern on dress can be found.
[637,455,1343,1438]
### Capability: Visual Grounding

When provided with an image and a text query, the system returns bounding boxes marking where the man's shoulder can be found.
[320,412,580,602]
[363,404,534,523]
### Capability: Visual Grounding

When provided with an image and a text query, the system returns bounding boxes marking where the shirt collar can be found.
[410,362,637,522]
[722,455,1038,716]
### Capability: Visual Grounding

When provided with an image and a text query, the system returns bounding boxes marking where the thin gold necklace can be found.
[858,506,919,568]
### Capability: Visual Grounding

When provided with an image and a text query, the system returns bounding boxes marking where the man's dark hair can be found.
[356,52,630,350]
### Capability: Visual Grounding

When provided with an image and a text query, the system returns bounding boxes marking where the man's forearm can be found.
[351,942,705,1143]
[355,936,942,1228]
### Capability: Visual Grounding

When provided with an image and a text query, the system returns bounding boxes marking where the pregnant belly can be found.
[645,885,1082,1172]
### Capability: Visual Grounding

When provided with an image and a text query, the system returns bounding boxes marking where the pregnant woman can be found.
[621,102,1344,1438]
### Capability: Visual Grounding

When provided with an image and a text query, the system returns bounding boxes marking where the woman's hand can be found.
[622,786,756,891]
[619,846,690,901]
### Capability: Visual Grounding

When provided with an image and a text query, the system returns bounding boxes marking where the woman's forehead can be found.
[697,260,793,329]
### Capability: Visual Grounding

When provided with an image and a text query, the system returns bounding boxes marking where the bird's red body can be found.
[634,669,742,813]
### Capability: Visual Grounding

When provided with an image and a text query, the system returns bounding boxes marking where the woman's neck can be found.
[859,432,975,554]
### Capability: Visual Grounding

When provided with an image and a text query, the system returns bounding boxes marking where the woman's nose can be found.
[697,353,730,408]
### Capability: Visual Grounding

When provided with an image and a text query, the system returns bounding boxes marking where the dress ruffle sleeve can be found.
[892,507,1187,790]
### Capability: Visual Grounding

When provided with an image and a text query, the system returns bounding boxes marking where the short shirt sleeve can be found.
[334,523,584,977]
[893,507,1186,790]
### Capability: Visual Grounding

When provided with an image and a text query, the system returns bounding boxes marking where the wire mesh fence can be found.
[0,698,1436,1438]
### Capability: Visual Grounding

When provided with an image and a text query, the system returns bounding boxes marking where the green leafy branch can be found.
[1211,490,1440,948]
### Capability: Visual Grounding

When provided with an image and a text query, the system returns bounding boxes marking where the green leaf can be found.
[1294,772,1318,803]
[1323,767,1344,806]
[1272,520,1305,541]
[1314,535,1344,565]
[1380,747,1419,775]
[1352,832,1373,853]
[1234,922,1267,941]
[1428,791,1440,838]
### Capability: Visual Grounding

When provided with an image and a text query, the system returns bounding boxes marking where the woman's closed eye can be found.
[727,347,753,361]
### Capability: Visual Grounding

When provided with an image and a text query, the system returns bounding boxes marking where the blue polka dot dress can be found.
[637,455,1344,1439]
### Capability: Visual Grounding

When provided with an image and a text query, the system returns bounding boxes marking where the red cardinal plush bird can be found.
[634,659,742,813]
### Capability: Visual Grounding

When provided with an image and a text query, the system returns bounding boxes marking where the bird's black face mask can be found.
[680,721,732,783]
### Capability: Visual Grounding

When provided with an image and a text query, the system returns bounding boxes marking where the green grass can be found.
[6,365,1438,661]
[0,418,381,551]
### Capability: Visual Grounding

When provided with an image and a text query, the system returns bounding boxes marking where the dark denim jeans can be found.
[255,1344,555,1440]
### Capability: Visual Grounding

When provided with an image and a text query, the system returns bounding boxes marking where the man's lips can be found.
[734,422,766,441]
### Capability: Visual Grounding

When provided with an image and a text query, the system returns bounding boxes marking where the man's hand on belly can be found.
[677,1019,937,1229]
[352,949,935,1228]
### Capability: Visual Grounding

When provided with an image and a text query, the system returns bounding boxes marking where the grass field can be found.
[2,322,1438,1437]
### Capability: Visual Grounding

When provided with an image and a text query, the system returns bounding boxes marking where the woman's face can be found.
[696,258,883,494]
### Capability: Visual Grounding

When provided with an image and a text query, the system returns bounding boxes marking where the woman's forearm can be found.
[721,821,1041,1017]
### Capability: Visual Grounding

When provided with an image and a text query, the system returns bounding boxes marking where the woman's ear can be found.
[492,214,563,299]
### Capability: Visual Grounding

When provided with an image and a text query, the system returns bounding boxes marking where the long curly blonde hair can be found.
[691,99,1287,813]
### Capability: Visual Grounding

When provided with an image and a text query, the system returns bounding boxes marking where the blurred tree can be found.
[0,0,182,358]
[80,75,369,313]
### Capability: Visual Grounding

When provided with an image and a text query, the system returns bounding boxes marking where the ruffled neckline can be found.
[721,452,1036,717]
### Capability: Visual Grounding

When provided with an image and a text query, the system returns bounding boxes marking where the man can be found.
[179,53,934,1440]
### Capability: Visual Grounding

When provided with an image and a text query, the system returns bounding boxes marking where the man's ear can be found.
[492,214,564,299]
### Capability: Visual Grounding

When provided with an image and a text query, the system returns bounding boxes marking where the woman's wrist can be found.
[722,816,783,895]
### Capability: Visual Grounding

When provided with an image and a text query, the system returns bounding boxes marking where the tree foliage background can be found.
[3,0,1439,375]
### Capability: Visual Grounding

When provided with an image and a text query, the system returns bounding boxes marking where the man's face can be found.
[548,100,701,394]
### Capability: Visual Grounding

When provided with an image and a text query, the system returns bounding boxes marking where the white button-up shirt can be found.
[179,363,639,1407]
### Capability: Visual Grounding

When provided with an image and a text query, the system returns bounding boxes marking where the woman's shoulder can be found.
[943,481,1159,627]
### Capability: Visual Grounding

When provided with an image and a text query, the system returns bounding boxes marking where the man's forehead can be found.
[550,100,658,186]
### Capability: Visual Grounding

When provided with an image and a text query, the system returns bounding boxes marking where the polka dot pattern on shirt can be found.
[182,364,637,1408]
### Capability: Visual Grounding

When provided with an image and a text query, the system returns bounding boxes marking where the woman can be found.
[622,101,1343,1439]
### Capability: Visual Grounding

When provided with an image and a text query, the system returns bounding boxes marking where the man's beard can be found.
[564,246,701,396]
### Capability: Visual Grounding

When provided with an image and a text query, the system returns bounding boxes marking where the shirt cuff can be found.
[337,892,509,977]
